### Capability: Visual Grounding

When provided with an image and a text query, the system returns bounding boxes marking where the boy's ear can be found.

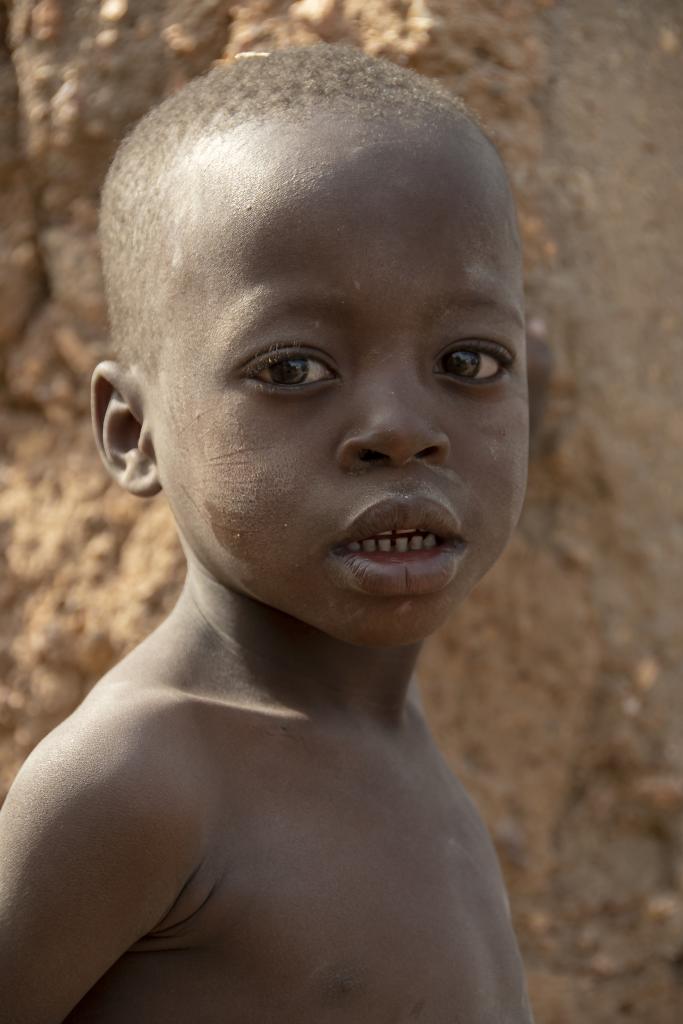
[91,360,161,497]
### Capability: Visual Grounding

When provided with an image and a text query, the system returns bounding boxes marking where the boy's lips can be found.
[328,496,466,597]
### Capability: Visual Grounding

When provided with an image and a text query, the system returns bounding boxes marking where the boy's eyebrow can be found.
[207,280,525,349]
[210,284,350,329]
[203,284,354,359]
[425,271,525,328]
[439,292,526,330]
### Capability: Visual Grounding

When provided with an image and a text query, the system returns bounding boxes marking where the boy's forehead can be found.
[165,112,516,273]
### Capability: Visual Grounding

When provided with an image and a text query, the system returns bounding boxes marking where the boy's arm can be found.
[0,699,201,1024]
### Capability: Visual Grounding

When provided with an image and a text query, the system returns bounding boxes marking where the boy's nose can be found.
[336,403,450,471]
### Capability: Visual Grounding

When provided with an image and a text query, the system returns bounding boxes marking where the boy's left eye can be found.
[252,355,335,386]
[439,348,506,380]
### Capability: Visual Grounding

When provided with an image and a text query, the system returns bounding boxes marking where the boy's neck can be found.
[170,561,421,728]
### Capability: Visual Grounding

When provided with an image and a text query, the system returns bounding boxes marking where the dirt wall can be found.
[1,2,682,1020]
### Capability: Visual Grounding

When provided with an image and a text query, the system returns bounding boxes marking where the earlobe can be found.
[91,361,162,497]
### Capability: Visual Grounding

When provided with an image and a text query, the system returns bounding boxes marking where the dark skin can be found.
[0,112,533,1023]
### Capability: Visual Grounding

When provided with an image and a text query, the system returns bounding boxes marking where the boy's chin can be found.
[309,595,459,649]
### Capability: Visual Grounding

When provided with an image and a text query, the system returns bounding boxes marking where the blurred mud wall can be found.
[1,1,682,1020]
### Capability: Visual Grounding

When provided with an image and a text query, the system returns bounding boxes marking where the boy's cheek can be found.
[461,474,524,583]
[162,437,321,586]
[158,399,528,598]
[456,425,529,580]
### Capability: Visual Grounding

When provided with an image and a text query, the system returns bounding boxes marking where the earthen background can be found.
[1,1,682,1020]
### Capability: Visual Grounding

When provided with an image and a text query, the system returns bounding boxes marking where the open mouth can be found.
[344,529,443,554]
[327,495,466,596]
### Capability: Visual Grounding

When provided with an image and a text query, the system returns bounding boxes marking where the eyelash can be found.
[244,340,514,387]
[244,346,334,384]
[437,340,514,380]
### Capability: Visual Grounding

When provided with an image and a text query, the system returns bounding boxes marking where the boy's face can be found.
[147,112,528,647]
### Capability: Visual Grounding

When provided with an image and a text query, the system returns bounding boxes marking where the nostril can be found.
[358,449,387,463]
[416,446,440,460]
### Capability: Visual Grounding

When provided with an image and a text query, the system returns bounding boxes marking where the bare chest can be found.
[72,725,532,1023]
[145,740,530,1022]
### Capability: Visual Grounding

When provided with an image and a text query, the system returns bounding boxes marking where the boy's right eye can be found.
[248,353,335,387]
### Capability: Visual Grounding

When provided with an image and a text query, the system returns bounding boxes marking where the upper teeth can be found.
[348,531,438,553]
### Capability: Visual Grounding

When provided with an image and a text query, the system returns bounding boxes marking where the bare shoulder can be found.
[8,669,203,824]
[0,671,208,937]
[0,669,210,1022]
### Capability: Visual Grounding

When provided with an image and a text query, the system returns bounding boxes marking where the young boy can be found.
[0,46,533,1023]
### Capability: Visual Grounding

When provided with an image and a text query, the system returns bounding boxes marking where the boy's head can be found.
[94,45,528,648]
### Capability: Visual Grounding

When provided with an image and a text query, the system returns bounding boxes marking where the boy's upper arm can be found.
[0,695,202,1024]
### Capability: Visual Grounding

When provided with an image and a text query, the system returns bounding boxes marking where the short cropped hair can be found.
[100,44,483,375]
